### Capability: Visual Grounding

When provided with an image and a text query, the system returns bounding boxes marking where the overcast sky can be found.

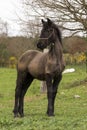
[0,0,84,37]
[0,0,22,36]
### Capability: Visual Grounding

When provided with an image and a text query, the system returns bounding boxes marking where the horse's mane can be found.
[52,23,62,45]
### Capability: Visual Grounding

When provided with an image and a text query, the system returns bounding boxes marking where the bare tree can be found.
[22,0,87,36]
[20,17,40,37]
[0,18,8,37]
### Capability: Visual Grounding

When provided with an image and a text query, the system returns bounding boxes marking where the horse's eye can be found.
[47,29,52,32]
[47,29,50,32]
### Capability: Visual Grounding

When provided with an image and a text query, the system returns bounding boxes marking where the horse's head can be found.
[37,18,57,50]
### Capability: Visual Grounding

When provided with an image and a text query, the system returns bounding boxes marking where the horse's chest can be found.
[46,60,58,73]
[45,58,63,76]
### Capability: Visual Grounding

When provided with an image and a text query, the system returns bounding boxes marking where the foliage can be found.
[0,36,87,67]
[64,52,86,65]
[63,36,87,54]
[0,36,37,67]
[0,43,10,67]
[9,57,17,68]
[0,65,87,130]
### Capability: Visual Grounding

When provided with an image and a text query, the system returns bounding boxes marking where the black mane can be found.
[52,22,62,45]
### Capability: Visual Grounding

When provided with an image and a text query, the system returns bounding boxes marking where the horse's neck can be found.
[49,39,63,61]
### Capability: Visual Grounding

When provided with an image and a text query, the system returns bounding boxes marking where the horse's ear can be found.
[47,18,52,25]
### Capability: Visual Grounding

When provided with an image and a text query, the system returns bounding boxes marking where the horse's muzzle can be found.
[37,42,41,48]
[37,42,45,50]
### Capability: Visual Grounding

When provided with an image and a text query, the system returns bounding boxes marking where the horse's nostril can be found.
[37,43,44,50]
[37,43,40,48]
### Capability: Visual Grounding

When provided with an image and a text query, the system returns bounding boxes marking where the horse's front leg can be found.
[46,74,62,116]
[46,74,54,116]
[52,74,62,114]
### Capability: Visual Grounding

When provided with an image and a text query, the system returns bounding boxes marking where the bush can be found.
[64,52,86,65]
[9,57,17,68]
[0,43,10,67]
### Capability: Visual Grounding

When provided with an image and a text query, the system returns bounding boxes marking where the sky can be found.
[0,0,22,36]
[0,0,84,37]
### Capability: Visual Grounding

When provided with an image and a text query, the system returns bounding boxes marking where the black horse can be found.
[13,18,65,117]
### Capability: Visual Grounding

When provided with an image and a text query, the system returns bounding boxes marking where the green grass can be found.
[0,65,87,130]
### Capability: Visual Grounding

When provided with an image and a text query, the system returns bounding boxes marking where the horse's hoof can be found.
[14,114,19,118]
[46,111,55,117]
[48,114,55,117]
[20,113,24,118]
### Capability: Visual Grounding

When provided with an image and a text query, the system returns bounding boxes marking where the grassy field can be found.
[0,65,87,130]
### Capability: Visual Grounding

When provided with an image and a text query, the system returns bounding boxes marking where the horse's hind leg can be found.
[13,70,24,117]
[18,73,33,117]
[13,70,33,117]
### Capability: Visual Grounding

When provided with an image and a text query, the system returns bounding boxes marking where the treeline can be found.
[0,36,87,67]
[0,36,37,67]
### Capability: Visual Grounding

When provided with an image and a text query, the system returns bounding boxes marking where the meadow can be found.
[0,65,87,130]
